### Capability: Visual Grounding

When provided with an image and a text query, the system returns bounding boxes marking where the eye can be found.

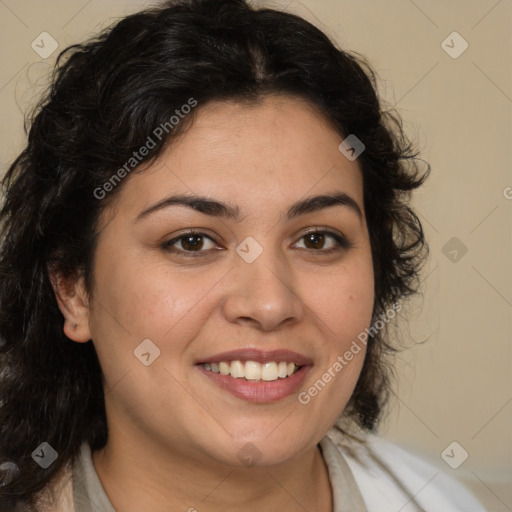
[162,231,219,257]
[162,228,351,258]
[294,229,351,253]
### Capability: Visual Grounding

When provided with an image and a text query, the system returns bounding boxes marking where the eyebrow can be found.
[134,191,363,223]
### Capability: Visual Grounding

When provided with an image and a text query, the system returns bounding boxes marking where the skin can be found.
[52,95,374,512]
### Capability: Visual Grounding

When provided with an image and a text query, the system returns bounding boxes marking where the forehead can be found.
[106,95,364,221]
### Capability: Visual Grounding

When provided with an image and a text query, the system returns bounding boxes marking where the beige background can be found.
[0,0,510,509]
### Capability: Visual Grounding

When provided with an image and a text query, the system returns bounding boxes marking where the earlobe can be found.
[49,270,92,343]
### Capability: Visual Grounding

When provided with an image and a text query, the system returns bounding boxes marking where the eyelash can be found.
[161,228,352,258]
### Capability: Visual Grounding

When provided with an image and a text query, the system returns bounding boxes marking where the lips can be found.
[195,349,313,403]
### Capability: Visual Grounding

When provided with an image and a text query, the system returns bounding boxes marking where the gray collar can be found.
[73,437,367,512]
[73,443,115,512]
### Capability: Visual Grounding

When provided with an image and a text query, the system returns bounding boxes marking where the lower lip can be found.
[197,365,312,403]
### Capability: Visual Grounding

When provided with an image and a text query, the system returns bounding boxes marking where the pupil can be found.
[306,233,324,249]
[183,235,203,250]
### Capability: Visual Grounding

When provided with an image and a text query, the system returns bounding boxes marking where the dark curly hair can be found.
[0,0,429,508]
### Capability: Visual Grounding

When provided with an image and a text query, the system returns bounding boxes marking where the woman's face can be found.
[79,95,374,466]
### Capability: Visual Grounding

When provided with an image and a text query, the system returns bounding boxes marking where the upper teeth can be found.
[202,361,298,381]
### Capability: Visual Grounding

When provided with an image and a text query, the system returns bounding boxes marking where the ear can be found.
[49,270,92,343]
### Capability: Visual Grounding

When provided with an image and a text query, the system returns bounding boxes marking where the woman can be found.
[0,0,487,510]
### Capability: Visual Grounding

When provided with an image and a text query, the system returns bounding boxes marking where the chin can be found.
[201,432,311,468]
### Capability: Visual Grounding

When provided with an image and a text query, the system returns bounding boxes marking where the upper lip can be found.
[196,349,313,366]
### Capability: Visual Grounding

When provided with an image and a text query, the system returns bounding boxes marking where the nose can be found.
[221,247,305,332]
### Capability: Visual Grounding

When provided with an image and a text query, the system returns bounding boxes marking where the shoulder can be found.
[324,428,488,512]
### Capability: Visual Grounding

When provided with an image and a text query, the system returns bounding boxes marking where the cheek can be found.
[296,257,374,430]
[89,248,225,351]
[304,257,375,349]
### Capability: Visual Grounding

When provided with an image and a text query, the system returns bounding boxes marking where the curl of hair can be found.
[0,0,429,508]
